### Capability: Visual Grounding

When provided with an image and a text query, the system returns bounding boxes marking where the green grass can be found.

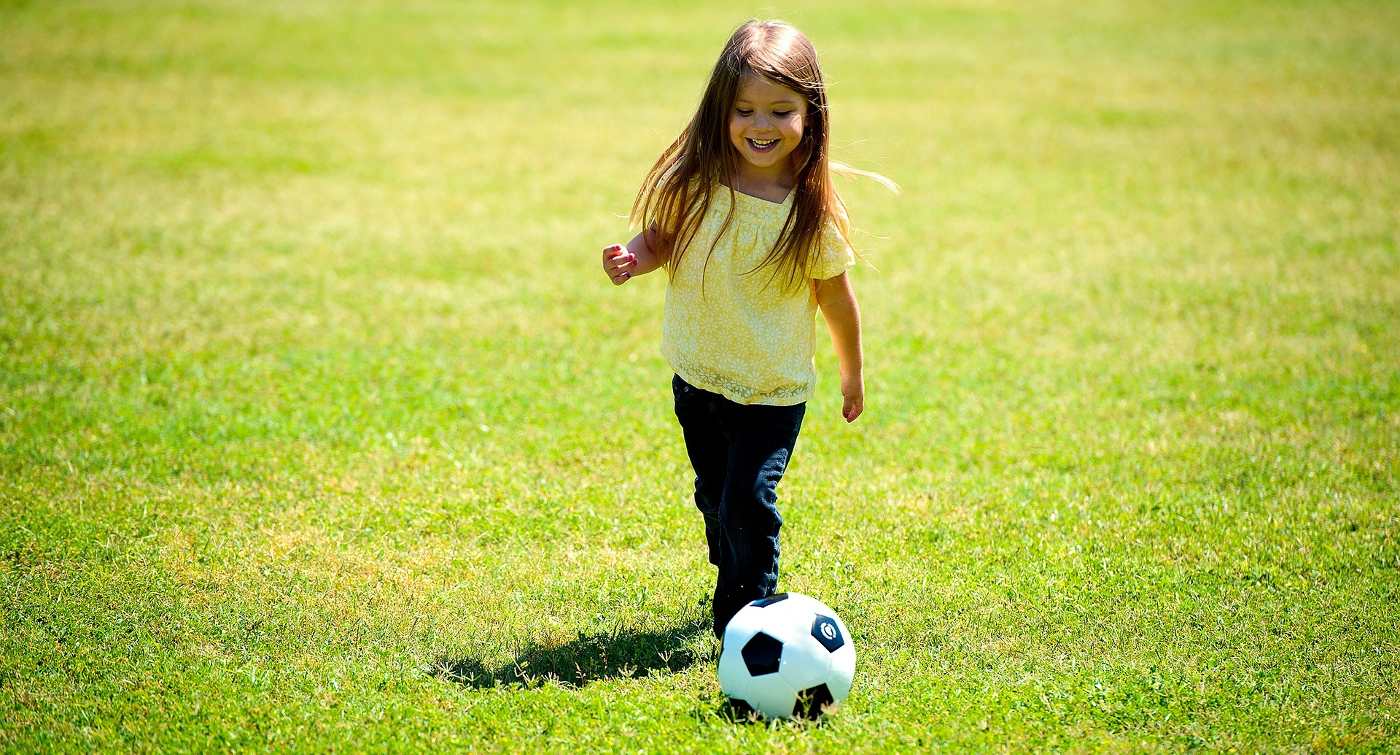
[3,0,1398,750]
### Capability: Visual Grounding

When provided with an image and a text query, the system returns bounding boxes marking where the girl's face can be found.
[728,75,808,180]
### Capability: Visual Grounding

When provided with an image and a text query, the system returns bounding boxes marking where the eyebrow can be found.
[733,98,802,107]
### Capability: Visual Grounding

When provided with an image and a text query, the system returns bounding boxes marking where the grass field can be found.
[3,0,1398,750]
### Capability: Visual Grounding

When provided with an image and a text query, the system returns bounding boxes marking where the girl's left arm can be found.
[815,273,864,423]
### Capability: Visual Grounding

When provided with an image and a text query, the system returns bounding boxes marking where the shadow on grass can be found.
[428,617,711,689]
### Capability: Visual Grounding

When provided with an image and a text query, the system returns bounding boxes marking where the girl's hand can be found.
[841,373,864,423]
[603,243,638,285]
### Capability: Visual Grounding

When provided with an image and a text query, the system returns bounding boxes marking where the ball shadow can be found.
[428,617,711,690]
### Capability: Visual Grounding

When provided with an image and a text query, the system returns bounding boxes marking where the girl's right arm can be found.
[602,225,669,286]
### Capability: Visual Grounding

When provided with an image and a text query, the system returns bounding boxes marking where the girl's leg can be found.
[672,375,727,566]
[712,401,806,636]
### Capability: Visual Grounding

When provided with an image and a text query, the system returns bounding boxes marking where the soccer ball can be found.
[718,592,855,720]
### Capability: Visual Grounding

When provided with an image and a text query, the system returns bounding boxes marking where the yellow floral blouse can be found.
[661,187,855,406]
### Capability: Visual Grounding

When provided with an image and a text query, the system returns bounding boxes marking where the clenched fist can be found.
[602,243,637,285]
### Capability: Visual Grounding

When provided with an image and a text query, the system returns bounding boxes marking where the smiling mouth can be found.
[747,138,779,153]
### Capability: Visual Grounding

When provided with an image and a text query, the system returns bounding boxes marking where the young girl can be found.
[601,19,876,638]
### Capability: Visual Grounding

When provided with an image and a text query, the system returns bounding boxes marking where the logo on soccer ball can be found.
[820,622,837,640]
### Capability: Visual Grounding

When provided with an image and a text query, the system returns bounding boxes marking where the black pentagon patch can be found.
[740,632,783,676]
[793,683,835,719]
[751,592,789,608]
[722,696,756,722]
[811,615,845,652]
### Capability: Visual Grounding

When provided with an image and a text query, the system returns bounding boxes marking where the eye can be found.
[735,108,753,116]
[774,111,794,117]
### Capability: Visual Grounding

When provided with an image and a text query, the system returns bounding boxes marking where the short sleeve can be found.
[811,218,856,280]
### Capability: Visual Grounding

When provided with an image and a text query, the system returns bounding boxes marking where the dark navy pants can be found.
[671,374,806,637]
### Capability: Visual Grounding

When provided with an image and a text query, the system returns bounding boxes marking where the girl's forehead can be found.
[734,74,804,105]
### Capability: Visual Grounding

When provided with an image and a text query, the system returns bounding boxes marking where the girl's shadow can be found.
[428,618,711,689]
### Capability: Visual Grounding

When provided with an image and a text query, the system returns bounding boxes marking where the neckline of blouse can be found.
[722,183,795,209]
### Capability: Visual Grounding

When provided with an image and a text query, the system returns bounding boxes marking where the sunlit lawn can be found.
[2,0,1397,750]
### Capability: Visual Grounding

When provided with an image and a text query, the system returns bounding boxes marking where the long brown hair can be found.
[630,20,885,296]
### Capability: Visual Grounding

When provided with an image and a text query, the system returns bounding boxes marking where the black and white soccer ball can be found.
[718,592,855,720]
